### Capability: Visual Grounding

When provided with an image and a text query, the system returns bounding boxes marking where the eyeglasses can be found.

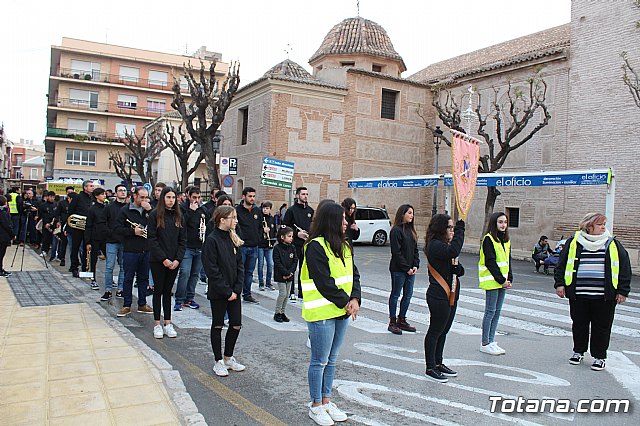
[447,225,454,229]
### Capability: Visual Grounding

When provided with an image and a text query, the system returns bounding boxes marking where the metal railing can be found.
[49,97,167,118]
[46,127,125,143]
[53,67,190,92]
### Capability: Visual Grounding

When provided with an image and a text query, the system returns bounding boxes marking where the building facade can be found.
[45,38,227,189]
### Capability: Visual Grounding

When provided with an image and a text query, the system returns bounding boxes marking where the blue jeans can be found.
[307,318,350,403]
[105,243,124,293]
[175,248,202,304]
[257,247,273,286]
[51,234,58,257]
[241,246,258,298]
[122,251,149,307]
[388,271,415,318]
[482,288,506,345]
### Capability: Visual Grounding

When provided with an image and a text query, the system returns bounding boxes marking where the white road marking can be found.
[170,306,213,330]
[509,289,640,315]
[334,379,545,426]
[361,286,570,336]
[349,415,392,426]
[607,351,640,402]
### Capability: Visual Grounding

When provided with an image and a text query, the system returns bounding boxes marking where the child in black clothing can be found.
[0,195,15,276]
[272,226,297,322]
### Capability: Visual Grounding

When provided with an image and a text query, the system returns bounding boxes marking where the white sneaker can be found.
[308,403,334,426]
[480,343,501,355]
[306,336,311,349]
[153,324,163,339]
[491,342,506,355]
[213,360,229,377]
[224,356,246,372]
[164,323,177,338]
[322,401,348,422]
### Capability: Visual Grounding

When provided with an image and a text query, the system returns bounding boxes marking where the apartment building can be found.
[45,38,228,188]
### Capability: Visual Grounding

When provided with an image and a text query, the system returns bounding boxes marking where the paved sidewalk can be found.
[0,247,201,425]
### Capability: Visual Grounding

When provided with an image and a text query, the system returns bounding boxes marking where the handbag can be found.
[427,261,458,307]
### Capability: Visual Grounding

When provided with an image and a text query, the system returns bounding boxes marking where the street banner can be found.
[451,129,481,220]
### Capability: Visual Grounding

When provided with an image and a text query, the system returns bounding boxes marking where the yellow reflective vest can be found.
[7,193,18,215]
[301,237,353,322]
[564,231,619,289]
[478,234,511,290]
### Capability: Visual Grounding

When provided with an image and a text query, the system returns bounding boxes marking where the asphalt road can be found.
[61,245,640,425]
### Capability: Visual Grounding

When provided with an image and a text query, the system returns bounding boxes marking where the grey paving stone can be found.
[7,271,77,307]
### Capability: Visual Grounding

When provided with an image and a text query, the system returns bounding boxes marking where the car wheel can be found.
[372,230,387,246]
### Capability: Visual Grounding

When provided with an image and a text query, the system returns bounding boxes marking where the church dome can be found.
[309,17,406,71]
[263,59,314,80]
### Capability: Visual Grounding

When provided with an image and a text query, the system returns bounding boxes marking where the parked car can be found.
[354,206,391,246]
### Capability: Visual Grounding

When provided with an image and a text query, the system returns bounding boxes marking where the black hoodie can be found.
[147,208,186,263]
[283,202,314,247]
[114,203,150,253]
[202,227,244,300]
[179,201,210,249]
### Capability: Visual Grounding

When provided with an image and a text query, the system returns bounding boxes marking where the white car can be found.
[354,206,391,246]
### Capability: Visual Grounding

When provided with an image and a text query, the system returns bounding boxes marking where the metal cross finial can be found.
[284,44,292,59]
[357,0,360,16]
[462,85,475,134]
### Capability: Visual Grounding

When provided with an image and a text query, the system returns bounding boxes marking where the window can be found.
[116,123,136,137]
[70,60,100,79]
[14,154,23,167]
[369,209,388,220]
[147,99,166,113]
[355,209,369,221]
[69,89,98,109]
[506,207,520,228]
[67,119,96,133]
[66,149,96,166]
[340,61,355,67]
[381,89,398,120]
[239,107,249,145]
[149,70,168,87]
[117,94,138,109]
[30,168,38,180]
[180,76,189,90]
[372,64,383,73]
[119,66,139,83]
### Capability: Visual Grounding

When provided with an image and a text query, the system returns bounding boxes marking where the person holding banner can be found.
[424,215,465,383]
[479,212,513,356]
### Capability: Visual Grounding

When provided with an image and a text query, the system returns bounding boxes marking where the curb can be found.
[39,250,207,426]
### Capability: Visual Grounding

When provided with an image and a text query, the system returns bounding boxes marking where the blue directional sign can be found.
[143,182,153,191]
[443,171,611,187]
[348,177,439,189]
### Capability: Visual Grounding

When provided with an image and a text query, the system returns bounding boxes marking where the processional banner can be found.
[451,129,481,220]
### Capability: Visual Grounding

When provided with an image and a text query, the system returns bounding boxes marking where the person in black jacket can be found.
[283,186,314,299]
[272,226,297,322]
[235,187,263,304]
[37,191,57,260]
[175,187,209,311]
[424,214,465,383]
[85,188,108,290]
[341,198,360,244]
[202,205,246,377]
[53,187,75,266]
[387,204,420,335]
[115,187,153,317]
[68,180,94,277]
[148,187,186,339]
[257,201,276,291]
[101,184,128,301]
[0,196,15,276]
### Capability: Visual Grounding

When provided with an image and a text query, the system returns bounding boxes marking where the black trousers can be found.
[70,228,86,271]
[210,298,242,361]
[150,262,179,321]
[0,242,8,271]
[424,296,458,370]
[291,244,304,297]
[569,297,616,359]
[57,231,68,261]
[89,239,106,279]
[41,228,53,254]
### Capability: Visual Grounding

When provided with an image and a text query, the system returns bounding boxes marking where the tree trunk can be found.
[483,187,500,233]
[180,172,189,193]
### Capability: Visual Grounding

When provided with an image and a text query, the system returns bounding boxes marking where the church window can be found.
[238,106,249,145]
[340,61,355,67]
[381,89,398,120]
[506,207,520,228]
[372,64,383,73]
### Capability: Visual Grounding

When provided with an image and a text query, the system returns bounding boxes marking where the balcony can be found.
[46,127,125,143]
[53,67,190,92]
[49,97,167,118]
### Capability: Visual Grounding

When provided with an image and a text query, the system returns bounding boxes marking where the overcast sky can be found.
[1,0,570,144]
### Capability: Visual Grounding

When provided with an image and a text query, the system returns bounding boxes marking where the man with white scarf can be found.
[554,212,632,371]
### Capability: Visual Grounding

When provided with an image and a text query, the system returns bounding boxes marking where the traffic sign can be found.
[260,157,294,189]
[220,157,230,175]
[229,157,238,175]
[222,175,234,187]
[143,183,153,191]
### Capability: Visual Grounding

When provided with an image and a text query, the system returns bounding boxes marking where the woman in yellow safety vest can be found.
[554,213,631,371]
[478,212,513,356]
[301,201,361,426]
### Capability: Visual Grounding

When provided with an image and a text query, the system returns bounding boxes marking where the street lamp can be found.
[431,126,444,217]
[212,134,221,189]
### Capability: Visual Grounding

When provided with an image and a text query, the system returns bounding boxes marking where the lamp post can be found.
[431,126,444,217]
[212,134,221,189]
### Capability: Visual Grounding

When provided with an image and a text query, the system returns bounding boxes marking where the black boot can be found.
[388,318,402,335]
[397,317,417,332]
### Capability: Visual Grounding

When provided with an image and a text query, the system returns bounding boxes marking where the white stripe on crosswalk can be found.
[507,288,640,315]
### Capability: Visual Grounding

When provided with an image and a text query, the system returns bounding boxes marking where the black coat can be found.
[389,224,420,273]
[180,201,209,249]
[55,199,71,230]
[202,227,243,300]
[236,203,263,247]
[147,209,186,263]
[69,191,93,217]
[258,214,276,248]
[426,220,465,301]
[345,215,360,243]
[0,207,14,243]
[283,202,314,247]
[114,204,150,253]
[273,242,297,282]
[105,200,127,243]
[85,202,109,245]
[38,201,56,225]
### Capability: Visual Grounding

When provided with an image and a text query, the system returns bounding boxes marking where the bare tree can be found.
[427,72,551,229]
[107,130,165,186]
[171,60,240,189]
[621,1,640,108]
[147,122,205,191]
